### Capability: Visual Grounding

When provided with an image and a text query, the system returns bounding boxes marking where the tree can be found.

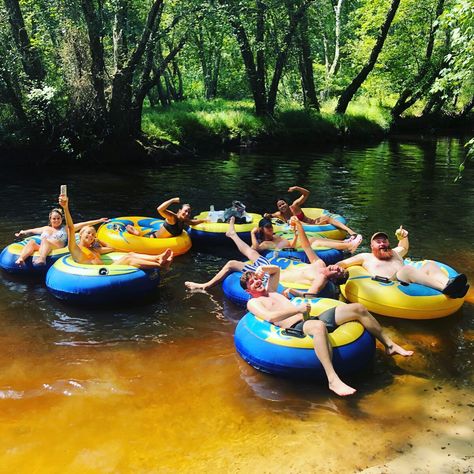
[336,0,401,114]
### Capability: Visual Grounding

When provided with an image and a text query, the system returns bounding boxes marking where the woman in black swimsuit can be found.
[127,197,208,239]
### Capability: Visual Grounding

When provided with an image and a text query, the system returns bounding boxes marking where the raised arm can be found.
[256,264,280,293]
[157,197,180,221]
[73,217,109,231]
[289,186,310,207]
[58,194,82,260]
[393,226,409,257]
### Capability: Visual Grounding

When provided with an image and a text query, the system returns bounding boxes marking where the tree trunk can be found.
[267,0,315,114]
[0,69,29,123]
[297,10,319,109]
[328,0,343,77]
[391,0,444,119]
[80,0,108,125]
[108,0,163,138]
[336,0,401,114]
[459,96,474,117]
[225,5,267,115]
[4,0,46,82]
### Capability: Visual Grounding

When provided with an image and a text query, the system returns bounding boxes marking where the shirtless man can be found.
[263,185,359,239]
[339,227,469,298]
[185,217,347,295]
[242,263,413,396]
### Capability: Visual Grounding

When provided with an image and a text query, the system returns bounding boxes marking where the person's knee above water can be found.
[58,194,173,270]
[14,204,108,266]
[338,226,469,299]
[240,263,413,397]
[126,197,208,239]
[185,216,347,295]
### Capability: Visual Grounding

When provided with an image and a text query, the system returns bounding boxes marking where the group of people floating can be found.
[12,185,469,396]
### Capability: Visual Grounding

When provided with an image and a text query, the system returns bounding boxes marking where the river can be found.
[0,137,472,472]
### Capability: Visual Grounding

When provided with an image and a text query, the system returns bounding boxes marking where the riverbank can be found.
[0,99,472,166]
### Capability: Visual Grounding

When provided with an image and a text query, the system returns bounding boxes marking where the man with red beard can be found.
[339,227,469,298]
[241,264,413,397]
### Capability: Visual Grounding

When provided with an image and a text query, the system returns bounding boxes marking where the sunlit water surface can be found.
[0,138,472,472]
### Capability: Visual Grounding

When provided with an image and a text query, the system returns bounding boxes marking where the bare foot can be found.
[386,342,414,357]
[126,225,140,236]
[185,281,208,291]
[33,257,46,265]
[328,377,357,396]
[15,257,25,266]
[156,249,173,270]
[348,234,363,254]
[225,217,236,238]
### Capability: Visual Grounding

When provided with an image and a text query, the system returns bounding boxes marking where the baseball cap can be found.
[371,231,389,242]
[258,218,273,228]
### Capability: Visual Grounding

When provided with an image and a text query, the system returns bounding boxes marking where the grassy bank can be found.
[142,99,390,152]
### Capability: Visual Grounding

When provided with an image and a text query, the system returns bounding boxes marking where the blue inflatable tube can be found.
[46,253,160,305]
[234,298,376,379]
[0,236,69,276]
[222,257,337,307]
[263,247,343,265]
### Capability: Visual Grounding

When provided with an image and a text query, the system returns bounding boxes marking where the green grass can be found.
[142,98,390,150]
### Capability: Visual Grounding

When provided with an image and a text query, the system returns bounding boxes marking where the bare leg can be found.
[36,239,62,264]
[327,216,356,236]
[126,225,141,236]
[335,303,413,356]
[116,249,174,269]
[309,236,362,253]
[295,222,319,264]
[185,259,246,290]
[15,240,39,265]
[303,319,357,396]
[396,262,449,290]
[225,217,261,261]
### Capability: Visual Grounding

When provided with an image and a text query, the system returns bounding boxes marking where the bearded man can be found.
[339,227,469,299]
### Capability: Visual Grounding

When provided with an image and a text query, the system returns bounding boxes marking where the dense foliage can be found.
[0,0,472,158]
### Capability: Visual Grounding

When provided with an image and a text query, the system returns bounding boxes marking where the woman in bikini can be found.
[263,185,360,241]
[126,197,208,239]
[251,217,362,254]
[15,208,108,266]
[59,194,174,269]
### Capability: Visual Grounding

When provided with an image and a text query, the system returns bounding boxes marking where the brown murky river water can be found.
[0,138,472,472]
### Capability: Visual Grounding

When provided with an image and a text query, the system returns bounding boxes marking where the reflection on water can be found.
[0,137,472,471]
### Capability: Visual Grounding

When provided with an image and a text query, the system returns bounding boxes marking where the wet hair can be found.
[276,198,287,205]
[181,203,191,210]
[331,270,349,286]
[239,271,253,290]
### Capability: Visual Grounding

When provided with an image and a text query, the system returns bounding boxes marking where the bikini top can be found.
[163,219,186,237]
[40,226,67,244]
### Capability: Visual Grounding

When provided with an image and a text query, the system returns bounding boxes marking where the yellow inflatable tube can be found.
[340,261,465,319]
[97,216,191,256]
